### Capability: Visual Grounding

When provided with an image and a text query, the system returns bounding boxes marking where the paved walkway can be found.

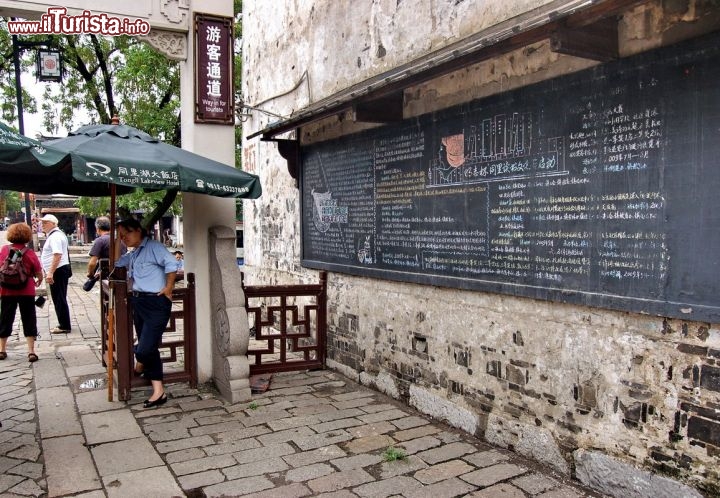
[0,275,606,498]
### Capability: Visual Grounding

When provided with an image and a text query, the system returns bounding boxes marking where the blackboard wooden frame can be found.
[299,32,720,323]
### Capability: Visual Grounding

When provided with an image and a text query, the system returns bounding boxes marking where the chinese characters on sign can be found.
[194,13,234,124]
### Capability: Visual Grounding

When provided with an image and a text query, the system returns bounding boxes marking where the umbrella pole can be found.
[107,286,115,402]
[107,184,117,401]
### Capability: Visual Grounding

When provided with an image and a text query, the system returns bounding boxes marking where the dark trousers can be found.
[131,294,172,381]
[0,295,37,338]
[49,265,72,330]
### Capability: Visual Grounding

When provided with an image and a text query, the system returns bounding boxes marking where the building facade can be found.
[242,1,720,495]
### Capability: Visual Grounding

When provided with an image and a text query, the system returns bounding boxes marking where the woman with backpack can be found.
[0,223,43,362]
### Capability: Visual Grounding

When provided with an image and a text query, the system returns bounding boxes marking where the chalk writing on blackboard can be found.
[428,112,565,187]
[301,32,720,322]
[357,235,373,264]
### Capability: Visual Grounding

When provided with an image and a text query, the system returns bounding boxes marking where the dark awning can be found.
[247,0,646,141]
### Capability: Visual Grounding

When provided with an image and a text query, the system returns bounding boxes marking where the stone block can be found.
[573,449,703,498]
[416,441,478,465]
[505,364,526,386]
[282,444,347,468]
[405,477,476,498]
[285,462,335,482]
[354,475,422,497]
[687,416,720,447]
[700,365,720,392]
[414,459,475,484]
[306,468,374,494]
[460,463,527,487]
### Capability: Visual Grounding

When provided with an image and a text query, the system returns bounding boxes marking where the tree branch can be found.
[90,34,117,117]
[66,37,109,123]
[141,190,178,231]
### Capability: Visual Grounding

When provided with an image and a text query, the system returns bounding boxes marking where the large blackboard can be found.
[300,32,720,322]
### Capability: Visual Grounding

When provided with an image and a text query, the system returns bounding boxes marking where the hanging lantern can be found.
[37,49,63,83]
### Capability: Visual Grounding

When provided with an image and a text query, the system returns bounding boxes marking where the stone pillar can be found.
[179,0,237,383]
[208,226,251,402]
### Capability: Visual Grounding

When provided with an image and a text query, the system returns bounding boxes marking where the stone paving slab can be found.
[91,437,166,476]
[82,408,145,444]
[43,435,101,496]
[75,387,125,414]
[103,466,184,498]
[0,275,613,498]
[36,385,82,438]
[33,357,67,389]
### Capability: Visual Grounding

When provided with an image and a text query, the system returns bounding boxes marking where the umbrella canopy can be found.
[0,121,66,168]
[44,124,262,199]
[0,121,136,196]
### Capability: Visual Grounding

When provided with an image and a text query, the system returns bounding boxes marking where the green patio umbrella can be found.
[42,122,262,403]
[0,121,65,167]
[0,121,134,196]
[44,124,262,199]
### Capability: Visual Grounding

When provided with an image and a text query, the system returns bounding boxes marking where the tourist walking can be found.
[0,223,43,362]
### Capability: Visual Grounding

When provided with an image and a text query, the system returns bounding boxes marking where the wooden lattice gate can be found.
[241,271,327,375]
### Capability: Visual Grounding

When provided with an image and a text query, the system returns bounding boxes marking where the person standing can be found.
[40,214,72,334]
[172,250,184,281]
[0,223,44,362]
[86,216,125,282]
[114,219,177,408]
[172,250,184,270]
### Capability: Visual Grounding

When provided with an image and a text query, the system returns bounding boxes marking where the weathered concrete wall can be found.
[242,1,720,495]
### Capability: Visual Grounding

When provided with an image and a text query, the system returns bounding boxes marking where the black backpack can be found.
[0,247,30,290]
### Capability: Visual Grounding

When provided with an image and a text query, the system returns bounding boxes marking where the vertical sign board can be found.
[300,33,720,323]
[194,13,234,124]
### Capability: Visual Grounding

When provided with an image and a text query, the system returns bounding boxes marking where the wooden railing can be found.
[101,273,197,401]
[241,271,327,375]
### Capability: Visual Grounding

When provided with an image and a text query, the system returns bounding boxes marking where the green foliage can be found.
[38,33,131,130]
[0,24,181,226]
[382,447,407,462]
[0,190,21,217]
[248,401,259,410]
[74,191,181,219]
[114,42,181,144]
[0,19,38,124]
[74,196,111,218]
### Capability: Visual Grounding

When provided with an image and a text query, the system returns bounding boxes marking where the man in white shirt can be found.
[40,215,72,334]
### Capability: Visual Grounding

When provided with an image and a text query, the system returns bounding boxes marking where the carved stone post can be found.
[208,226,251,402]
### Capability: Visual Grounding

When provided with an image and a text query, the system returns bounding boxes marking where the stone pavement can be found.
[0,275,607,498]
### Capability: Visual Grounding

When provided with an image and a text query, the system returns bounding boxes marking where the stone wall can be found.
[242,1,720,495]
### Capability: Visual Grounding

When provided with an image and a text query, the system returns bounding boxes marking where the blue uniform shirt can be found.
[115,237,177,292]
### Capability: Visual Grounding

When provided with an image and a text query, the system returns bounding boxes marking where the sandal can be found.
[0,352,6,360]
[28,353,38,363]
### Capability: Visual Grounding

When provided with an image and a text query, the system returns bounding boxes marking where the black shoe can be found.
[143,393,167,408]
[83,277,98,292]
